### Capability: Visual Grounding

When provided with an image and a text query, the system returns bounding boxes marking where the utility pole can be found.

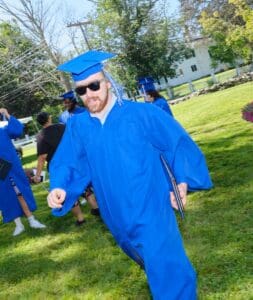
[67,20,92,50]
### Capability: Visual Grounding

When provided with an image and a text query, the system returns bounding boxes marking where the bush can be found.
[242,101,253,123]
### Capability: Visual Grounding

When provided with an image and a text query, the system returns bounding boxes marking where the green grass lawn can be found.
[0,82,252,299]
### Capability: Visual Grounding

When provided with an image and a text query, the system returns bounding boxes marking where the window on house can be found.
[185,49,196,59]
[191,65,198,72]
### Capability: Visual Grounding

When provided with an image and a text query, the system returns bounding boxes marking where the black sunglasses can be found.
[75,79,105,96]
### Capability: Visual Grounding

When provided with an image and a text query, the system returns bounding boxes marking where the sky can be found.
[64,0,179,17]
[0,0,180,51]
[1,0,179,22]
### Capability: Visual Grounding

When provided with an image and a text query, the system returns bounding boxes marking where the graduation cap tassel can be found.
[160,154,185,219]
[142,84,148,101]
[103,70,123,105]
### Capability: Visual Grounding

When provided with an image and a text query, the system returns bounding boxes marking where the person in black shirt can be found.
[36,113,65,171]
[34,112,98,225]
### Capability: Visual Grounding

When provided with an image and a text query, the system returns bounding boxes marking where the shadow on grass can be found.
[0,124,252,299]
[178,131,253,298]
[198,131,253,188]
[0,216,150,298]
[182,187,252,299]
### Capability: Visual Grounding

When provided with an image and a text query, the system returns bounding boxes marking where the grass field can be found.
[0,82,252,299]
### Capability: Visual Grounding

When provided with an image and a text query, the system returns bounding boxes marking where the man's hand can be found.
[32,175,41,183]
[170,183,187,210]
[0,108,10,119]
[47,188,66,208]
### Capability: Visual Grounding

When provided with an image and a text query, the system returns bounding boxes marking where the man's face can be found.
[63,99,75,112]
[75,72,111,114]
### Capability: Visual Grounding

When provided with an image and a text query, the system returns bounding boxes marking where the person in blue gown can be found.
[47,50,213,300]
[58,90,86,124]
[58,91,100,213]
[145,89,174,117]
[0,108,46,236]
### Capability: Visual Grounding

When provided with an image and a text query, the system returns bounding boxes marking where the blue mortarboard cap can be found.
[60,90,76,101]
[57,50,116,82]
[138,77,154,85]
[138,77,155,93]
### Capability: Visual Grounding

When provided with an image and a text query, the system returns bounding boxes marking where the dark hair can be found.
[146,90,162,100]
[36,111,49,126]
[64,97,77,104]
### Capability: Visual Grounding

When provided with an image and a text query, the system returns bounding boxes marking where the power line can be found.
[67,20,92,50]
[0,44,48,74]
[0,70,58,101]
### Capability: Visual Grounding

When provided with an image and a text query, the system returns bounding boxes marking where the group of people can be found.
[0,89,99,236]
[1,49,212,299]
[33,93,100,225]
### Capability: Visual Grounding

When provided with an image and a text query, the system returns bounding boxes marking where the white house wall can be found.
[155,38,227,89]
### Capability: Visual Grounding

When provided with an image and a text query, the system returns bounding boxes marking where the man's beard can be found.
[85,91,109,113]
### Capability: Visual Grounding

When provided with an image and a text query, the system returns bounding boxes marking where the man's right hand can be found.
[47,188,66,208]
[32,175,42,183]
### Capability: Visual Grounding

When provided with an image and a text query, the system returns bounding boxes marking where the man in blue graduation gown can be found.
[47,50,213,300]
[0,108,46,236]
[58,90,86,124]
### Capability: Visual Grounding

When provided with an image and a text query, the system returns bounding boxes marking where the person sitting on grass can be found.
[0,108,46,236]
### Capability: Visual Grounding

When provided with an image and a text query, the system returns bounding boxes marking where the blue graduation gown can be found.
[153,97,174,117]
[59,106,86,124]
[0,117,37,223]
[50,100,212,299]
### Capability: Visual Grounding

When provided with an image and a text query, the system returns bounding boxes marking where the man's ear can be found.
[106,80,112,89]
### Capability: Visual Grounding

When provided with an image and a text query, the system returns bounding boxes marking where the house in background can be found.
[155,37,227,90]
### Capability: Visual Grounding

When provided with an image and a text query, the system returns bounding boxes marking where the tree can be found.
[178,0,204,40]
[178,0,245,40]
[199,0,253,68]
[228,0,253,63]
[0,0,72,91]
[0,21,60,117]
[87,0,186,93]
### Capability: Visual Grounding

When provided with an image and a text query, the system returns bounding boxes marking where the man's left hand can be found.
[170,182,187,210]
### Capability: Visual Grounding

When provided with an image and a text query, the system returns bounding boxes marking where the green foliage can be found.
[42,104,63,124]
[200,0,253,67]
[0,21,61,118]
[0,83,252,299]
[88,0,186,93]
[206,78,215,87]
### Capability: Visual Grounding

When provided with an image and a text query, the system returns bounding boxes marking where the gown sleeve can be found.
[6,116,23,139]
[142,105,213,191]
[49,118,91,216]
